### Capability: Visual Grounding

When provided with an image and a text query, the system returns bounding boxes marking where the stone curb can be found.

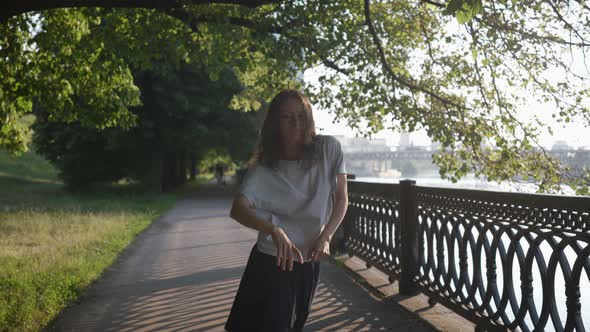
[326,253,476,332]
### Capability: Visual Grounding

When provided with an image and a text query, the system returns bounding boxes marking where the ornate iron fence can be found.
[341,180,590,331]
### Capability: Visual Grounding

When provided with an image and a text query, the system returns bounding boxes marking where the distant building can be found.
[399,131,412,150]
[552,140,570,151]
[333,135,390,153]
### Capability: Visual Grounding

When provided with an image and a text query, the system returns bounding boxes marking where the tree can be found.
[32,56,263,192]
[28,8,269,192]
[2,0,589,194]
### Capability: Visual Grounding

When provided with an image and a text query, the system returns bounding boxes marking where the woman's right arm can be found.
[229,193,304,271]
[229,193,275,236]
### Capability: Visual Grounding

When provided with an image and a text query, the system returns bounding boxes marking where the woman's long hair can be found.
[248,89,321,171]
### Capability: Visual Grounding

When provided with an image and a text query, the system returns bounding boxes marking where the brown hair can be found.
[248,89,321,171]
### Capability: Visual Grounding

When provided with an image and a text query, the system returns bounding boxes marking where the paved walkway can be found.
[44,182,435,331]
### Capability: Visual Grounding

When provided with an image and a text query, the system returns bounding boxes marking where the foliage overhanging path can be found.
[1,0,589,193]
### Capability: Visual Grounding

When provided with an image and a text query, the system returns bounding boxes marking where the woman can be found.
[224,89,349,332]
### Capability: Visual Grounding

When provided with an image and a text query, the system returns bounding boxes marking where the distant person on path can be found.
[215,163,225,186]
[225,89,349,332]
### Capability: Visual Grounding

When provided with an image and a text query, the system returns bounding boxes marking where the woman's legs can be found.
[291,261,321,331]
[224,244,321,332]
[225,245,269,331]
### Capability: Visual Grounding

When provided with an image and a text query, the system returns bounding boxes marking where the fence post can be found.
[337,176,354,255]
[399,179,418,295]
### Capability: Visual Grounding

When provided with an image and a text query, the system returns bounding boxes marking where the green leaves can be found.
[0,5,296,154]
[1,0,589,194]
[442,0,484,24]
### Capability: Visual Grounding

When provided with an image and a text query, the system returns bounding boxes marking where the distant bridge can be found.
[345,146,590,161]
[344,146,590,176]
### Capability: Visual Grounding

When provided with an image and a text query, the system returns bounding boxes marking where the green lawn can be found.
[0,147,189,332]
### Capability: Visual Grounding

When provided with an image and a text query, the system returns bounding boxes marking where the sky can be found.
[309,98,589,149]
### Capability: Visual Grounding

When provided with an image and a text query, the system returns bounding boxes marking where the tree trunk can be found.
[189,150,197,180]
[162,150,173,192]
[179,147,187,185]
[142,149,163,194]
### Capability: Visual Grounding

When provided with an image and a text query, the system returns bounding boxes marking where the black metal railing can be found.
[341,179,590,332]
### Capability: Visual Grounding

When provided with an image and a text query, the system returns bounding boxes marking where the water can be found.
[355,175,540,193]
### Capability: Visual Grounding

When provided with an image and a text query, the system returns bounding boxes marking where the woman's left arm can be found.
[308,173,349,261]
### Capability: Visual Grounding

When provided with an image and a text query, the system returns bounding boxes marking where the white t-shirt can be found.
[238,134,347,262]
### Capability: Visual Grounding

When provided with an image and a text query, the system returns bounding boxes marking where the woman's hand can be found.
[307,235,330,262]
[271,226,304,271]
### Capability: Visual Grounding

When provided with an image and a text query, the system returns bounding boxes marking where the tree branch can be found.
[164,6,352,76]
[364,0,466,111]
[1,0,280,22]
[163,6,283,33]
[420,0,445,8]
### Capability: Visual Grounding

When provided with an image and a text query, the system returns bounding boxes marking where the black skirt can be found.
[224,243,321,332]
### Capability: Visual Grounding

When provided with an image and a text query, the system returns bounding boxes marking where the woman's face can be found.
[279,98,305,146]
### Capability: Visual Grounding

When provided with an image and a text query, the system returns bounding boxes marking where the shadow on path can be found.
[44,189,433,332]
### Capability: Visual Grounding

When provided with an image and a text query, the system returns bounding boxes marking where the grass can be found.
[0,147,183,332]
